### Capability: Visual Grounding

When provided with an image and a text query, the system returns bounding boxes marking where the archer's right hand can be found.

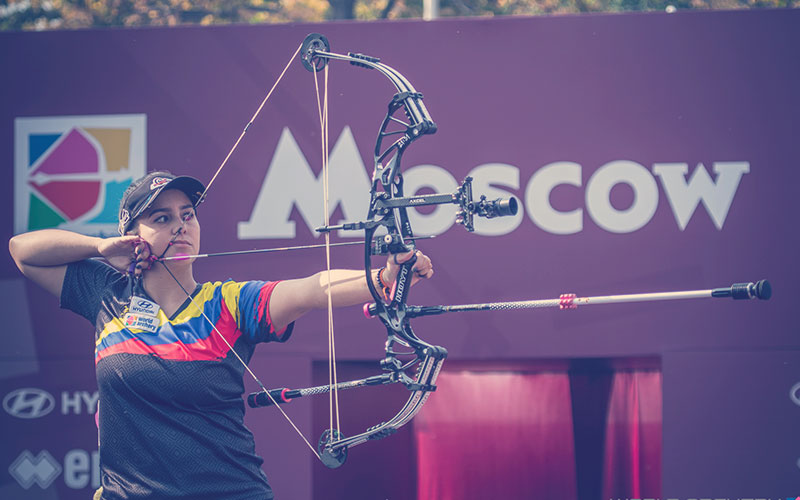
[98,236,153,276]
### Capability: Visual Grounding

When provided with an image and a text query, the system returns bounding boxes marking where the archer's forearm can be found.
[310,269,378,309]
[9,230,103,268]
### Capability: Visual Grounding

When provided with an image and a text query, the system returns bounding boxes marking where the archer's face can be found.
[133,189,200,259]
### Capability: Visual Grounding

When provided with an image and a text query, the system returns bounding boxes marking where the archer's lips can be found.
[172,240,193,247]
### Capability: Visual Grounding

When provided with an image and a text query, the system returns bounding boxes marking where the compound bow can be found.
[160,33,769,470]
[245,33,519,468]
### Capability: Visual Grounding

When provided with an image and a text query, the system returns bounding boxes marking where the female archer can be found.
[8,170,433,500]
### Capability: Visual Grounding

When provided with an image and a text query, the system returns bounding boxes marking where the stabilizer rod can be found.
[363,280,772,318]
[248,373,395,408]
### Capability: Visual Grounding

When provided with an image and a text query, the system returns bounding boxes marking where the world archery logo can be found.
[14,114,146,236]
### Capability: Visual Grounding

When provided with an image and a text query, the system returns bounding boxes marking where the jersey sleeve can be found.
[60,259,124,324]
[233,280,294,344]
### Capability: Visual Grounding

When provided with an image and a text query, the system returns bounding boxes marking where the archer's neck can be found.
[142,263,198,316]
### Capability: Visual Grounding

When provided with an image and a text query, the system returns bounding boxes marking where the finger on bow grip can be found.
[389,257,416,307]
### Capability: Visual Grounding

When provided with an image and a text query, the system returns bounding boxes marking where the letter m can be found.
[653,162,749,230]
[238,127,371,239]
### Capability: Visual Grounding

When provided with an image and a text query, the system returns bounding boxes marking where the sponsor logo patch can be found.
[123,313,159,334]
[129,296,160,316]
[124,295,161,334]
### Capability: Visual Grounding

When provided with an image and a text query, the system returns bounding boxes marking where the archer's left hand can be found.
[383,249,434,287]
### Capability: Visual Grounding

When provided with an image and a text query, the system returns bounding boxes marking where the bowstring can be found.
[313,64,342,440]
[154,42,323,461]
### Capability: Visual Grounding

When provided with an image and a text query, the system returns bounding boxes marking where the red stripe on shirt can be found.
[257,280,288,340]
[96,304,243,363]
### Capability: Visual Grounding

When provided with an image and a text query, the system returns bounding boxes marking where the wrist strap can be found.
[375,267,392,301]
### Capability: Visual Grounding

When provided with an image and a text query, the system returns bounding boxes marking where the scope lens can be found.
[494,197,518,217]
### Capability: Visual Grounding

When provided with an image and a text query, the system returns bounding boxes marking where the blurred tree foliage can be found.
[0,0,794,30]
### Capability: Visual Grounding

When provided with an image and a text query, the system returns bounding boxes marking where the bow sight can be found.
[455,176,518,232]
[317,176,519,237]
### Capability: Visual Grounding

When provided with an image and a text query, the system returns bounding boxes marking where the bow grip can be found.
[389,253,417,307]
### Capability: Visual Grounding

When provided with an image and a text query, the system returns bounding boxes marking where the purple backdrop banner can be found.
[1,9,798,499]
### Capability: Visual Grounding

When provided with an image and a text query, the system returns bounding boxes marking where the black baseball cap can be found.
[118,172,205,235]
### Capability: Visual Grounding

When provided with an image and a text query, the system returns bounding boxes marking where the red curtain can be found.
[602,370,662,498]
[415,367,662,500]
[415,371,578,500]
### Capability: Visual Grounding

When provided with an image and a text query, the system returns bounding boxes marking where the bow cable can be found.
[158,262,321,460]
[156,42,323,462]
[198,43,304,206]
[154,43,304,262]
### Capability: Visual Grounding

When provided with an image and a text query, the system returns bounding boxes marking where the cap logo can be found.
[150,177,170,190]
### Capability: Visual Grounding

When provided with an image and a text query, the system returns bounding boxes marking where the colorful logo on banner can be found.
[14,114,146,236]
